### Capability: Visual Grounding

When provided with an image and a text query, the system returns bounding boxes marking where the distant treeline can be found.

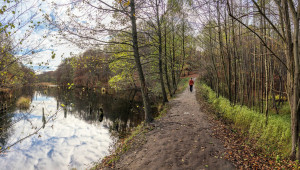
[0,34,36,90]
[38,49,111,88]
[38,42,198,91]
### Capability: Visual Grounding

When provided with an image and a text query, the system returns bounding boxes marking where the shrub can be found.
[16,97,31,110]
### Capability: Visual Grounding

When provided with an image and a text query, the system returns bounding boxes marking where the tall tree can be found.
[51,0,154,122]
[129,0,153,122]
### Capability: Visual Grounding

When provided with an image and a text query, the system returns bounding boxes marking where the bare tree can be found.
[50,0,154,122]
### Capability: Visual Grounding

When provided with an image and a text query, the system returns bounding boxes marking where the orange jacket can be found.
[189,79,194,85]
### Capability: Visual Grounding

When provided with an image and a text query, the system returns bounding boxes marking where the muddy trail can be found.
[110,82,235,170]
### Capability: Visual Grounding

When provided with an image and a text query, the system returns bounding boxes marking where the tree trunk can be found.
[217,0,228,98]
[224,9,232,103]
[164,21,172,97]
[230,0,238,105]
[156,0,168,103]
[209,0,219,97]
[171,18,177,94]
[279,0,300,160]
[129,0,153,123]
[291,9,300,161]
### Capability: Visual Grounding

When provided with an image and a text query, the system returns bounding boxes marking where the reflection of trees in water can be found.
[0,108,14,148]
[0,87,35,149]
[39,87,145,134]
[0,86,158,149]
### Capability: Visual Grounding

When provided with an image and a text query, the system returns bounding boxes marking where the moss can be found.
[199,82,291,158]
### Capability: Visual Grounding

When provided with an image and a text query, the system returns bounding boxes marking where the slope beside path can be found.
[112,82,235,170]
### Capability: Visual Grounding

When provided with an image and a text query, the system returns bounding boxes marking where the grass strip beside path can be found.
[196,81,300,169]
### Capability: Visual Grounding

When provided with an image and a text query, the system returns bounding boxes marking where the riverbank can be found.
[93,77,190,169]
[34,82,56,87]
[1,84,147,169]
[95,78,235,169]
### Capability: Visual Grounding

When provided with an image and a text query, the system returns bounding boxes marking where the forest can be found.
[0,0,300,168]
[197,0,300,160]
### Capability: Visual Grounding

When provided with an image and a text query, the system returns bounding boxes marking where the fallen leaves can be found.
[196,91,298,169]
[211,114,297,169]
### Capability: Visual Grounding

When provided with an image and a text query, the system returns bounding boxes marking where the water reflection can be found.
[0,87,147,169]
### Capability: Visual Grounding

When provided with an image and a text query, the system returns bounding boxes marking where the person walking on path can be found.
[189,78,194,92]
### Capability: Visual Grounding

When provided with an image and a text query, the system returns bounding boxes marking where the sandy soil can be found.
[112,82,235,170]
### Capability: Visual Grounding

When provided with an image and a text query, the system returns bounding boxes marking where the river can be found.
[0,86,149,169]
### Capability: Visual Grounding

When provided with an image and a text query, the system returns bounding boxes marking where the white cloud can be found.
[0,92,114,170]
[5,0,84,72]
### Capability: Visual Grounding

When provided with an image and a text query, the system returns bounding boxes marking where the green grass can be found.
[252,101,291,116]
[155,104,169,120]
[278,103,291,115]
[198,82,291,158]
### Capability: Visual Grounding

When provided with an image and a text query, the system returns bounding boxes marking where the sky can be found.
[2,0,84,74]
[14,0,118,74]
[3,0,201,74]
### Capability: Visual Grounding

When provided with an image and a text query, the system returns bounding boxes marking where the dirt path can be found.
[113,82,235,170]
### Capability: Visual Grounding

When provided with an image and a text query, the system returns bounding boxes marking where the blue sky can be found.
[3,0,83,74]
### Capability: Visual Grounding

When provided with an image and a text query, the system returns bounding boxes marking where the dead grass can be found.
[16,96,31,110]
[35,82,56,87]
[0,88,11,93]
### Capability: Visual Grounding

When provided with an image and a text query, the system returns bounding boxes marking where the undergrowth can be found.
[176,77,190,93]
[198,82,291,158]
